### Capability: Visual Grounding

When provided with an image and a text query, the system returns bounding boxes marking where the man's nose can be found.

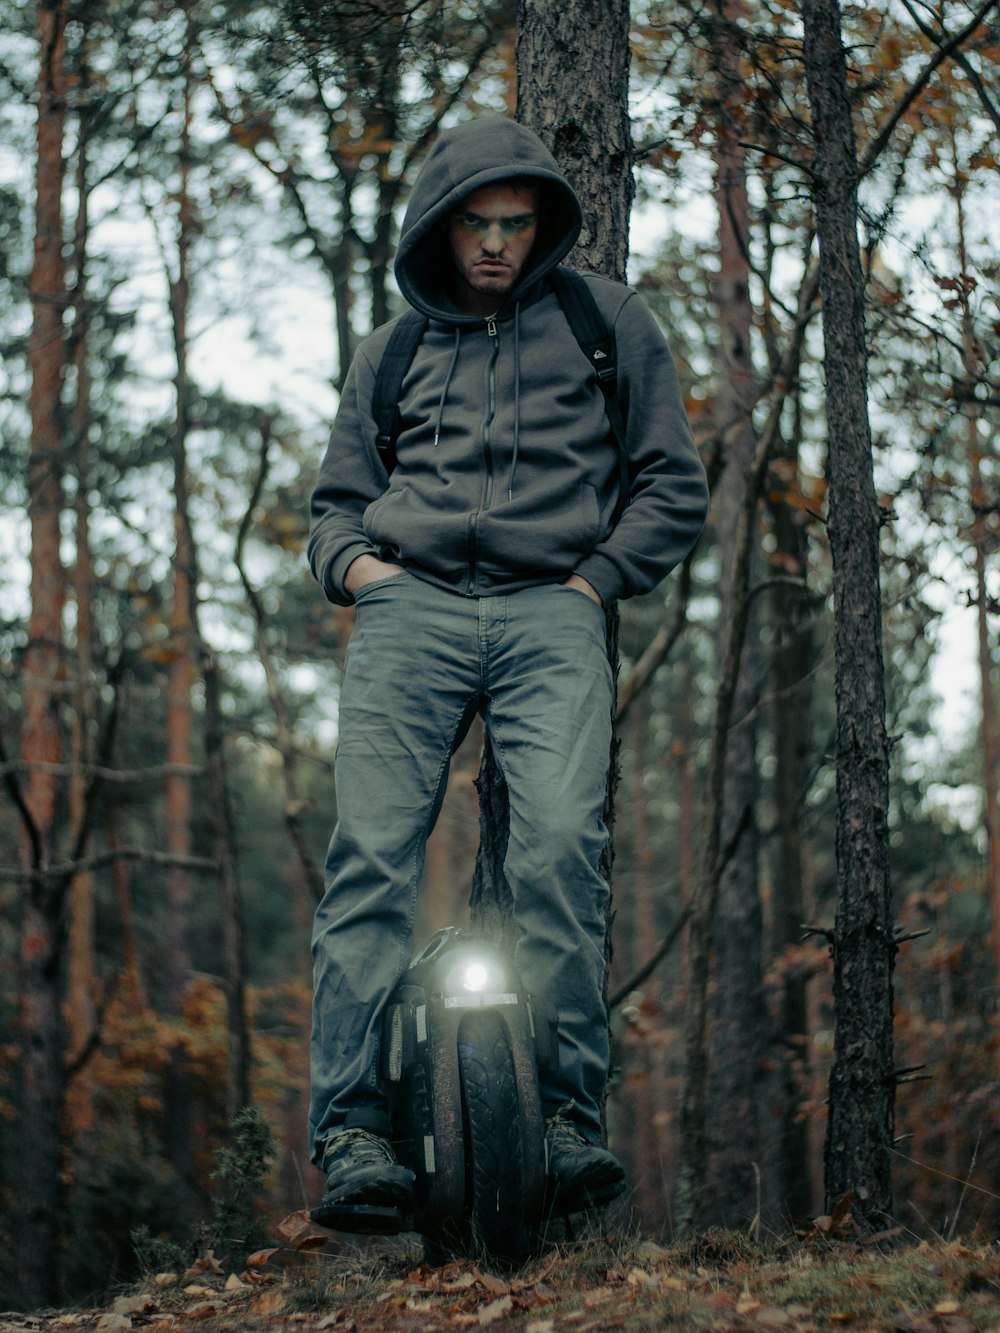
[481,221,505,253]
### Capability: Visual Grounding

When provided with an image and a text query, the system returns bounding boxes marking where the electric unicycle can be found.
[381,927,557,1263]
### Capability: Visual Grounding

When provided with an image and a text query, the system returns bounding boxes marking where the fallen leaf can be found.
[526,1322,555,1333]
[111,1295,158,1315]
[185,1301,221,1318]
[448,1272,478,1290]
[935,1301,960,1314]
[153,1272,178,1288]
[478,1297,513,1326]
[182,1284,215,1297]
[224,1273,250,1291]
[277,1210,331,1251]
[96,1317,131,1332]
[472,1267,509,1297]
[181,1253,223,1284]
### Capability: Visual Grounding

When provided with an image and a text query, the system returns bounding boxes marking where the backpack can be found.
[371,267,630,521]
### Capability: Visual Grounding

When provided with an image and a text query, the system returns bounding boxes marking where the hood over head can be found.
[394,117,582,323]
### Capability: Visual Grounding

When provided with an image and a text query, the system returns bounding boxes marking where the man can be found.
[307,117,708,1234]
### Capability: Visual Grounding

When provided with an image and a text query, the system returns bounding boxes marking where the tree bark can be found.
[950,133,1000,1010]
[676,256,819,1236]
[202,651,250,1119]
[65,47,99,1150]
[163,6,197,1202]
[767,435,817,1222]
[702,39,765,1227]
[16,0,70,1307]
[801,0,895,1226]
[515,0,633,282]
[471,0,632,969]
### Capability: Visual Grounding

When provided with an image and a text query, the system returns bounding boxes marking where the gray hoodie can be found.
[308,117,708,607]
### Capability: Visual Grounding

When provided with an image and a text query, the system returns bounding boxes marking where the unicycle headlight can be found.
[443,950,509,1001]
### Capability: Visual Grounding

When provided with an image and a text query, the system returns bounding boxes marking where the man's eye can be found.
[455,214,536,233]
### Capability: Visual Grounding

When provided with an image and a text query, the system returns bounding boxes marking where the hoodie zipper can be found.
[467,315,500,595]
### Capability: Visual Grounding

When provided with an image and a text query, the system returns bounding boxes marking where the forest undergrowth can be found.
[4,1212,1000,1333]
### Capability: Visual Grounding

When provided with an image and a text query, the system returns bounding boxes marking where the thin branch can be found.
[858,0,1000,179]
[0,760,205,783]
[616,555,693,722]
[234,418,325,902]
[898,0,1000,136]
[0,729,43,869]
[0,848,220,883]
[739,139,816,179]
[609,903,692,1010]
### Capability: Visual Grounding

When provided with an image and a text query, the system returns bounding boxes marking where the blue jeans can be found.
[309,572,614,1162]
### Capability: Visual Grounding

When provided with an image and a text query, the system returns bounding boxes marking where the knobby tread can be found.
[457,1010,532,1263]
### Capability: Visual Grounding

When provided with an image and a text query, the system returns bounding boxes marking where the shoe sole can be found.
[311,1199,412,1235]
[311,1170,415,1236]
[546,1166,626,1217]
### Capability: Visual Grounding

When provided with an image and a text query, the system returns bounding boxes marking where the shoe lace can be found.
[326,1127,394,1168]
[545,1101,585,1149]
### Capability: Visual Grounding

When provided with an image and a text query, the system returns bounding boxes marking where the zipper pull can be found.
[486,315,498,337]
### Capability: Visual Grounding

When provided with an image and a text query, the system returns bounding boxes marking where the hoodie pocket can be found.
[476,483,601,577]
[364,484,470,574]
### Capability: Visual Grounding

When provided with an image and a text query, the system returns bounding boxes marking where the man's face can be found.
[447,182,539,316]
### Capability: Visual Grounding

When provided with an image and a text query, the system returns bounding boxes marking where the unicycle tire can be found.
[457,1009,534,1264]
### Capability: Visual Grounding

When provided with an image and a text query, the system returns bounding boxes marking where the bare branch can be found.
[616,555,693,721]
[0,729,43,869]
[858,0,1000,179]
[0,848,219,884]
[609,903,692,1010]
[898,0,1000,136]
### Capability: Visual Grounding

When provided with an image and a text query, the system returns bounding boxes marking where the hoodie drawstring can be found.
[434,310,523,503]
[507,302,521,503]
[433,328,462,448]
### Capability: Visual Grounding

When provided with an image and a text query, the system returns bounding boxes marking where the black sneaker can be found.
[544,1104,626,1215]
[311,1127,415,1234]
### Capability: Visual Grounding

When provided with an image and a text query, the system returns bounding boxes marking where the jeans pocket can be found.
[554,583,604,613]
[353,571,408,602]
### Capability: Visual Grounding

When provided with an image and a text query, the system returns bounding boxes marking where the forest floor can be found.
[4,1212,1000,1333]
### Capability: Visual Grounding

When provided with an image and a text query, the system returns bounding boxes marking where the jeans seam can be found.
[375,694,479,1096]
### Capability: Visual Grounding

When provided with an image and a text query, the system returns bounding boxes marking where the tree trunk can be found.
[471,0,632,1041]
[163,8,197,1202]
[675,256,819,1237]
[801,0,895,1226]
[16,0,70,1308]
[202,652,250,1119]
[950,136,1000,1008]
[469,0,632,1151]
[66,59,98,1139]
[515,0,633,282]
[703,65,765,1230]
[767,440,817,1223]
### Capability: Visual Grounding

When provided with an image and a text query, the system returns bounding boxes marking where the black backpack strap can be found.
[371,310,428,475]
[550,266,630,520]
